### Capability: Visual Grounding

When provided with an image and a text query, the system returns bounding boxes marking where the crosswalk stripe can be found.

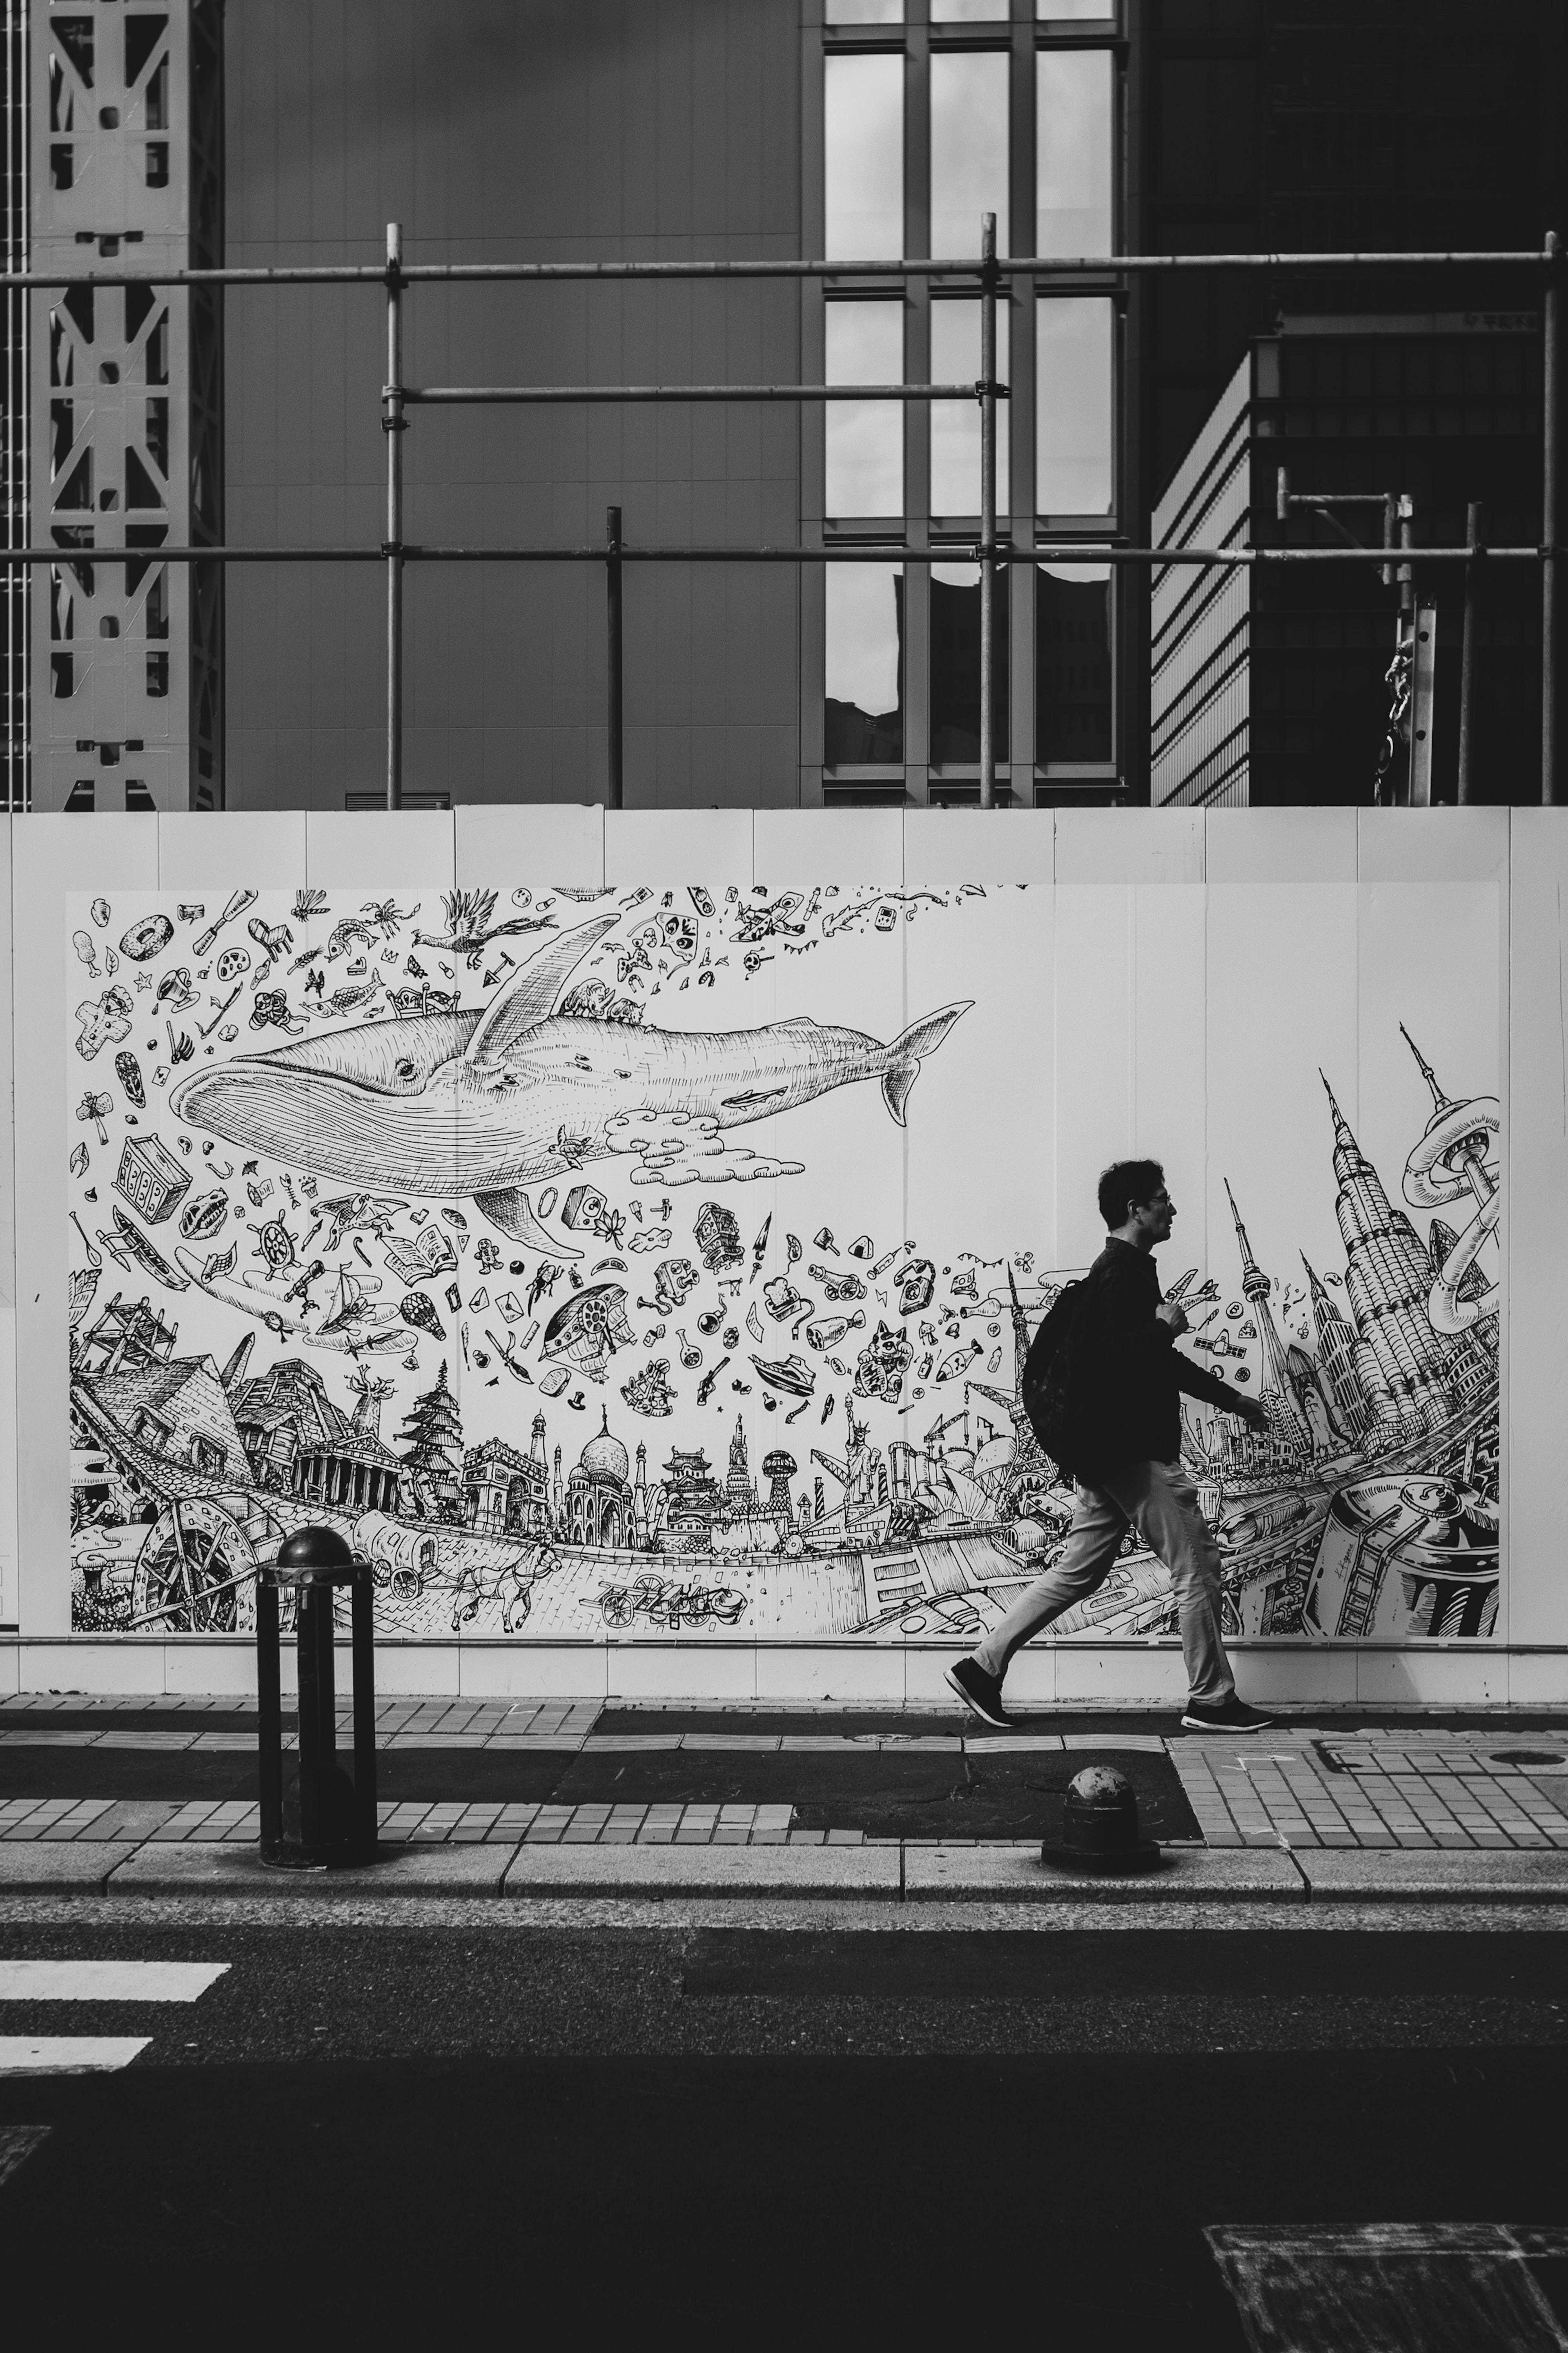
[1208,2224,1568,2353]
[0,2038,150,2076]
[0,1960,228,2004]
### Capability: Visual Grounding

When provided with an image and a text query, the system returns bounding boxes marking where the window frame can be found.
[809,1,1125,805]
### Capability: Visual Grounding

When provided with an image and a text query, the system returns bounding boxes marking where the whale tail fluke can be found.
[476,1186,584,1260]
[880,1001,972,1126]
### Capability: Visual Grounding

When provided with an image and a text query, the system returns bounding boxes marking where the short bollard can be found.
[1039,1764,1163,1876]
[256,1527,379,1869]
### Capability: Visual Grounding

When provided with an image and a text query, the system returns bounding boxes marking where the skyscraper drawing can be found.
[1225,1181,1313,1455]
[1301,1255,1370,1441]
[1322,1074,1456,1437]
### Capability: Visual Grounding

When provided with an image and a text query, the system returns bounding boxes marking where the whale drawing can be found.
[169,916,971,1259]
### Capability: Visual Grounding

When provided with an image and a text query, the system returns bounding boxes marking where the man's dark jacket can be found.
[1070,1237,1239,1475]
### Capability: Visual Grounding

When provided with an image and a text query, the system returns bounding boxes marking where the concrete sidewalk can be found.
[5,1826,1568,1905]
[7,1700,1568,1849]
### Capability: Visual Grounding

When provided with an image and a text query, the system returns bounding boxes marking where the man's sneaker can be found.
[944,1658,1016,1731]
[1180,1694,1274,1734]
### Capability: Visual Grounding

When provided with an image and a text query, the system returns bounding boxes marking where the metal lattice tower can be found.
[28,0,220,811]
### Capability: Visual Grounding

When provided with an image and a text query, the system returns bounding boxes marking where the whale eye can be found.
[394,1057,418,1082]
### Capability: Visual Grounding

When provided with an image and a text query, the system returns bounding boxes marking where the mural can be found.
[65,882,1500,1646]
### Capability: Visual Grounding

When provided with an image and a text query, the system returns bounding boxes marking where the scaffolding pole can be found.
[979,213,999,810]
[2,228,1561,815]
[1546,230,1561,807]
[606,505,623,811]
[383,222,405,813]
[0,542,1550,568]
[0,247,1549,291]
[1458,502,1484,806]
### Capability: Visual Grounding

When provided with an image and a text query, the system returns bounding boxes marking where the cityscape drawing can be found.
[66,884,1500,1647]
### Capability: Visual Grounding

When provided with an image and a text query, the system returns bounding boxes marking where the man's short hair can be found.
[1098,1158,1165,1229]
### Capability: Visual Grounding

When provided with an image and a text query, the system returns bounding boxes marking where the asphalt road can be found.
[1,1902,1568,2344]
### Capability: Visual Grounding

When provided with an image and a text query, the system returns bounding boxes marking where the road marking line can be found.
[0,1960,229,2003]
[0,2125,49,2185]
[0,2038,151,2076]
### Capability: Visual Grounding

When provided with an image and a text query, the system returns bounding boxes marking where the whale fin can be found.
[880,1000,973,1126]
[476,1186,584,1261]
[465,915,621,1064]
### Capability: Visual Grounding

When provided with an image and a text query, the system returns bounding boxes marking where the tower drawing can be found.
[762,1449,797,1523]
[1301,1256,1370,1440]
[725,1418,756,1512]
[1225,1181,1312,1455]
[1321,1073,1455,1436]
[1400,1024,1501,1351]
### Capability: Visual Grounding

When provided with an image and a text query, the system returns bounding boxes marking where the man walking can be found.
[947,1160,1274,1734]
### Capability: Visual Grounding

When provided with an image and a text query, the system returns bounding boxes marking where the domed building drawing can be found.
[565,1410,633,1550]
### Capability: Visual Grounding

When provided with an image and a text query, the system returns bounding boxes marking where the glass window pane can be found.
[1036,50,1113,256]
[825,54,904,260]
[1036,297,1112,513]
[930,50,1009,260]
[826,0,902,18]
[930,300,1009,515]
[934,0,1007,18]
[930,561,1009,763]
[826,564,904,764]
[825,303,904,517]
[1037,0,1117,17]
[1036,562,1112,761]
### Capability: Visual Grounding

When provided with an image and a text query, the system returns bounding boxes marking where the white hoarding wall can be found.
[12,803,1527,1699]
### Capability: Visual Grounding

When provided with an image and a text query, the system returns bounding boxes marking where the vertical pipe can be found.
[1458,499,1483,805]
[351,1559,378,1856]
[384,221,405,812]
[978,211,998,809]
[1397,493,1414,620]
[255,1569,282,1855]
[295,1582,334,1850]
[1544,229,1560,805]
[606,504,623,810]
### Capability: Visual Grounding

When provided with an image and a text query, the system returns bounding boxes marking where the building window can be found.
[817,20,1121,792]
[824,54,903,260]
[931,300,1009,518]
[930,49,1010,259]
[1036,49,1114,256]
[1037,297,1113,514]
[825,303,905,519]
[826,565,904,767]
[1037,562,1113,763]
[931,562,1009,767]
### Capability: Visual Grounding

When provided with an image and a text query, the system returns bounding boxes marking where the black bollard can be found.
[1039,1764,1163,1876]
[257,1527,379,1869]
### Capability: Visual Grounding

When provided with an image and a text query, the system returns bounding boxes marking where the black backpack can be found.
[1019,1279,1091,1481]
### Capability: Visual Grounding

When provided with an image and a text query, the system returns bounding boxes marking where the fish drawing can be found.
[169,917,971,1260]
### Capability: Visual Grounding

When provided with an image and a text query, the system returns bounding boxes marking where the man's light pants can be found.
[973,1458,1236,1704]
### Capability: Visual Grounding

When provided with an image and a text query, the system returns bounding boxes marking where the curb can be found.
[904,1845,1307,1903]
[2,1837,1568,1904]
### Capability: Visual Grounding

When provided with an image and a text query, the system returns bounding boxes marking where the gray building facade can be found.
[10,2,1558,812]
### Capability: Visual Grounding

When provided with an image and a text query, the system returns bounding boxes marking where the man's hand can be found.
[1232,1394,1267,1431]
[1155,1299,1189,1337]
